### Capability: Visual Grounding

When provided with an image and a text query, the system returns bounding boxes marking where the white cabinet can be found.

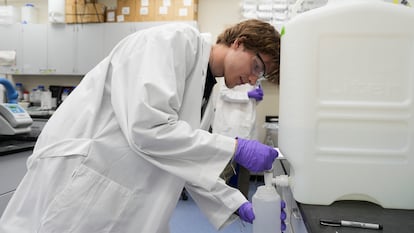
[20,24,75,75]
[0,24,22,74]
[47,24,77,74]
[75,24,104,74]
[103,22,136,57]
[21,24,47,74]
[1,21,197,75]
[13,24,76,75]
[21,23,104,75]
[22,24,103,75]
[0,150,31,217]
[0,191,14,218]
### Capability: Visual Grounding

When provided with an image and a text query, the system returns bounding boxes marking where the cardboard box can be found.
[116,0,197,22]
[154,0,174,21]
[106,8,116,22]
[66,0,85,5]
[116,0,136,22]
[173,0,198,21]
[135,0,156,22]
[66,3,106,23]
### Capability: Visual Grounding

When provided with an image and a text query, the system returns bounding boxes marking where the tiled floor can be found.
[170,178,265,233]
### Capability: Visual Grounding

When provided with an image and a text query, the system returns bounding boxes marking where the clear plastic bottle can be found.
[29,88,37,105]
[32,85,45,106]
[41,89,52,110]
[253,185,281,233]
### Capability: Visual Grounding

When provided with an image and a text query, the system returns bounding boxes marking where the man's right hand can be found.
[234,138,278,173]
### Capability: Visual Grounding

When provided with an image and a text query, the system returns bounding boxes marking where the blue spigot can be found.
[0,77,18,104]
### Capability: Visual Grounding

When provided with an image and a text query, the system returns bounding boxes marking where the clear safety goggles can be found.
[252,53,266,79]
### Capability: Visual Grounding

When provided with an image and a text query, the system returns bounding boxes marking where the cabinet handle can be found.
[10,68,21,74]
[39,68,56,74]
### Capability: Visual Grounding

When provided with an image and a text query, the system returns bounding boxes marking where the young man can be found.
[0,19,280,233]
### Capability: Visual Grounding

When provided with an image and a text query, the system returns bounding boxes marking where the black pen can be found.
[320,219,383,230]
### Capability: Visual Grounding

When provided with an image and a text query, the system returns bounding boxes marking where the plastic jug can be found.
[253,185,281,233]
[279,0,414,209]
[48,0,65,23]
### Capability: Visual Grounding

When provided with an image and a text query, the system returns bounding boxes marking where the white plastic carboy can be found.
[279,0,414,209]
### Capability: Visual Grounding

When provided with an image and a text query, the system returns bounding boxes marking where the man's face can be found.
[223,42,271,88]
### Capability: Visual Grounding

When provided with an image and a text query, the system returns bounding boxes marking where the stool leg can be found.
[181,188,188,201]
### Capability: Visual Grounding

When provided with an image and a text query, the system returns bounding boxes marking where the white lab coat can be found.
[0,23,246,233]
[212,79,258,139]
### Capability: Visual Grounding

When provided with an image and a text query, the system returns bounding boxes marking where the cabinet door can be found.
[21,24,47,74]
[0,191,14,217]
[103,22,136,57]
[75,24,104,75]
[0,151,31,195]
[0,151,31,217]
[47,24,76,74]
[0,24,22,74]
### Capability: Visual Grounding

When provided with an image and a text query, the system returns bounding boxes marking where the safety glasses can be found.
[252,53,266,79]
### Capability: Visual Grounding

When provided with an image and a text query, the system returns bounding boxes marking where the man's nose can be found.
[248,75,259,85]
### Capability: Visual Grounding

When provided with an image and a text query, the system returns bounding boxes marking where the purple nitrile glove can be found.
[234,138,278,173]
[238,202,255,224]
[281,200,287,231]
[238,200,287,230]
[247,87,264,101]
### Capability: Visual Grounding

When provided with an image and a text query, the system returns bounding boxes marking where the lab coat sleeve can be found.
[109,24,235,191]
[184,180,247,230]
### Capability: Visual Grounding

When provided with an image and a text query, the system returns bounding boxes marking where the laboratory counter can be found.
[0,136,36,156]
[276,159,414,233]
[0,117,47,156]
[299,200,414,233]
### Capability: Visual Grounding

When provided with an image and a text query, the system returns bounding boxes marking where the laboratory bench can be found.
[274,159,414,233]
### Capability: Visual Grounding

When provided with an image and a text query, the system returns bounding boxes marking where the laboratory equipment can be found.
[279,0,414,209]
[0,77,32,135]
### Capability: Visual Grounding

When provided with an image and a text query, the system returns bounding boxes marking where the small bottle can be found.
[61,88,70,102]
[41,88,52,110]
[252,185,281,233]
[15,83,23,102]
[23,90,30,102]
[33,85,45,106]
[30,88,37,106]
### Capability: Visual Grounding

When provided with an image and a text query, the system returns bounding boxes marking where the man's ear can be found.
[232,38,242,48]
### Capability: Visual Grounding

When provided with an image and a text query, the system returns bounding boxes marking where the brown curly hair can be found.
[216,19,281,83]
